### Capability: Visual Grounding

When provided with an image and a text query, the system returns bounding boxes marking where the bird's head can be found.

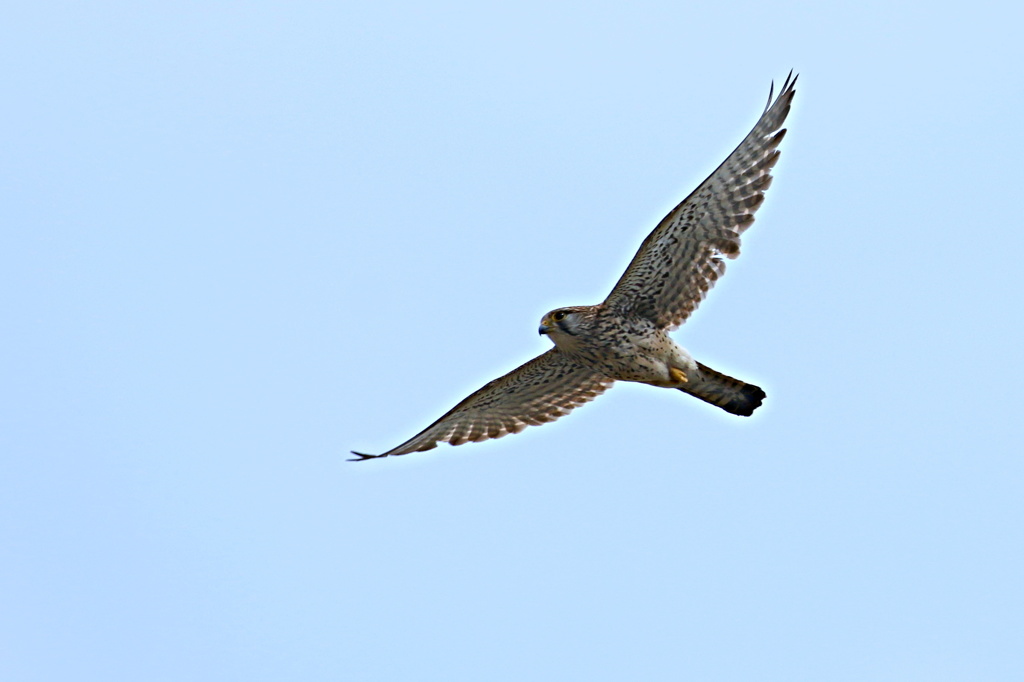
[538,306,593,348]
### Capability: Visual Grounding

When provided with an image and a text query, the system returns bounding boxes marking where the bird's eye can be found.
[553,311,567,321]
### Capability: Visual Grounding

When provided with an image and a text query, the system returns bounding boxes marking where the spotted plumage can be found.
[351,73,797,460]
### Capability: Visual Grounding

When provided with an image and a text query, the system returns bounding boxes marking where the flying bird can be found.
[352,73,797,460]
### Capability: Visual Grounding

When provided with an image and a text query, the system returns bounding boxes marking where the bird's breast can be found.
[562,318,678,384]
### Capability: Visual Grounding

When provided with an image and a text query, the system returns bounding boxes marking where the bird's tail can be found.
[678,362,765,416]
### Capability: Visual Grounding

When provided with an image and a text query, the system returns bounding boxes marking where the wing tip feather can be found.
[765,70,798,113]
[348,450,387,462]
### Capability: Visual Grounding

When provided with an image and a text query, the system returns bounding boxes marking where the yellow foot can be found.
[669,367,688,384]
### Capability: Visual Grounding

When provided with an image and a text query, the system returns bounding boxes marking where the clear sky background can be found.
[3,2,1023,680]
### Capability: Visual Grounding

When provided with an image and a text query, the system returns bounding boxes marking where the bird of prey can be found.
[351,73,797,461]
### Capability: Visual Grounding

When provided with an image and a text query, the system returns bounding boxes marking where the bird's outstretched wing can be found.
[603,72,797,331]
[350,350,613,460]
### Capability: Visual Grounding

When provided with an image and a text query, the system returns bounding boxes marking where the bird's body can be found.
[540,305,697,388]
[352,73,796,460]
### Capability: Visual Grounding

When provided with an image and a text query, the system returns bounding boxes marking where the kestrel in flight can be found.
[352,73,797,460]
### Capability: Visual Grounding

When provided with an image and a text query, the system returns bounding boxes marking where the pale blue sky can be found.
[3,2,1023,680]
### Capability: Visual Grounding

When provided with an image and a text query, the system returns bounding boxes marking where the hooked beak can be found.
[538,323,552,335]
